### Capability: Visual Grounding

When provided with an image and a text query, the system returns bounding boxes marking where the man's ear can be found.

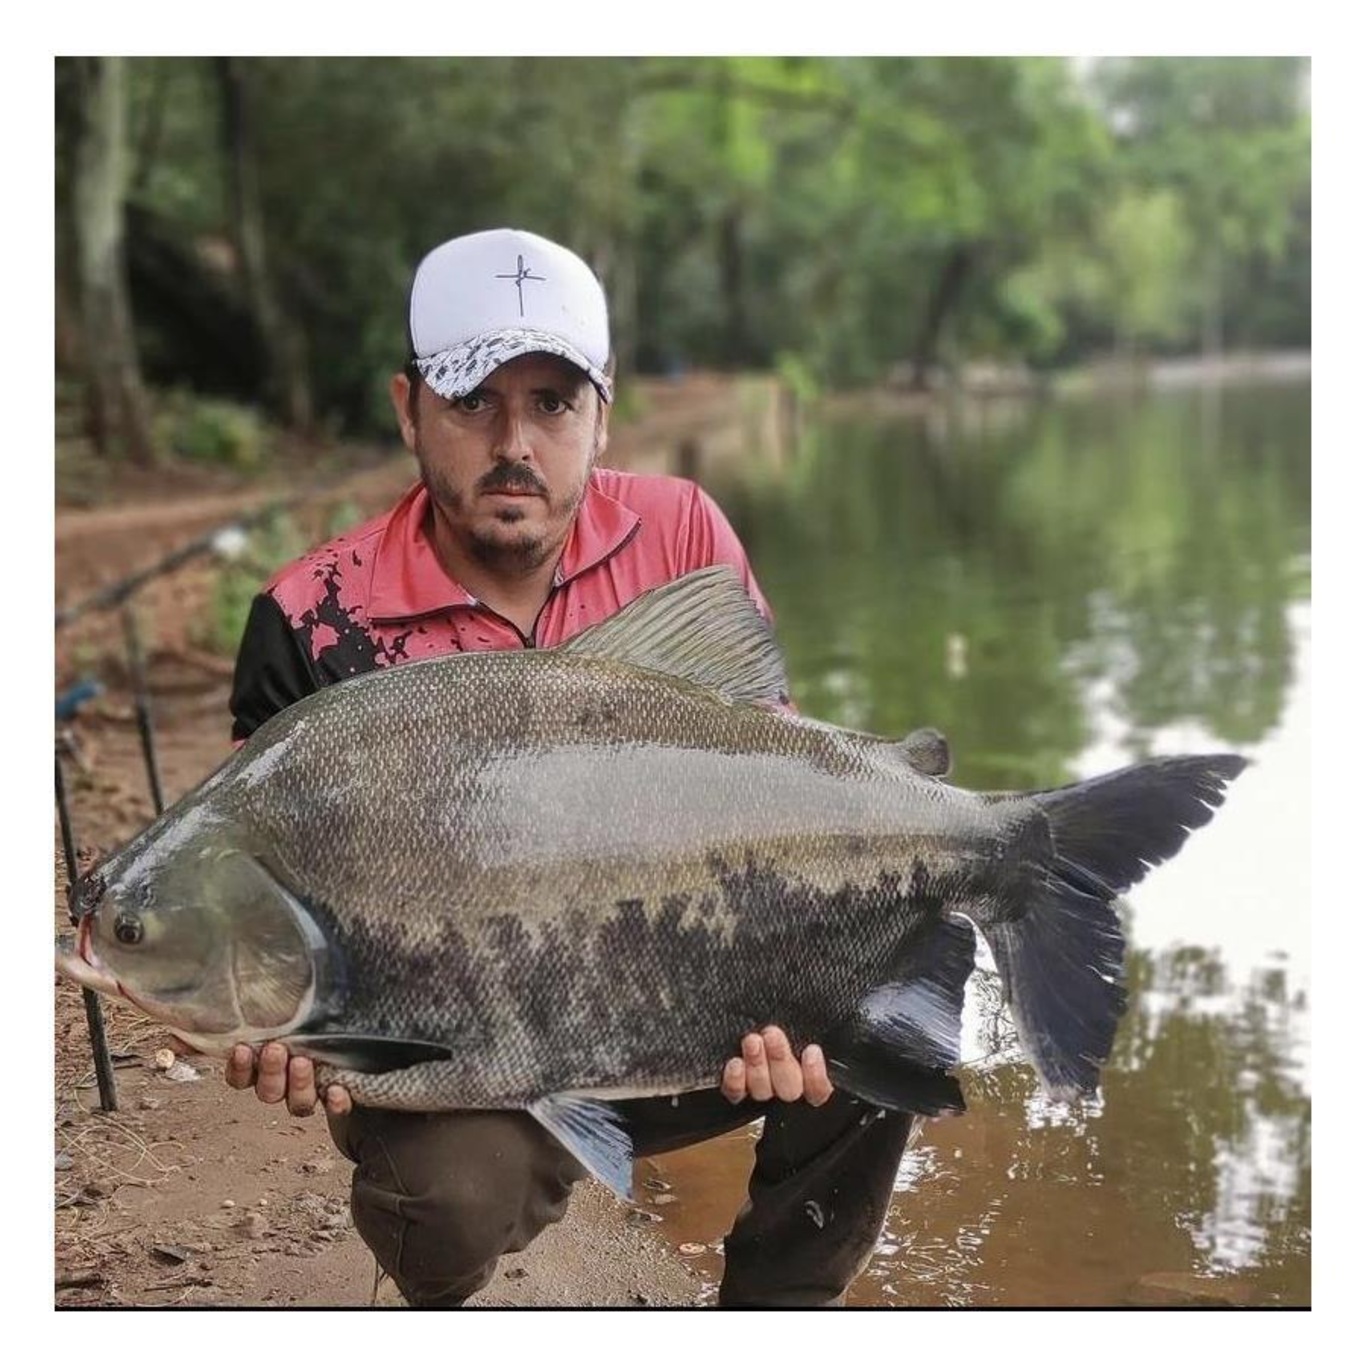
[593,397,610,461]
[390,372,418,452]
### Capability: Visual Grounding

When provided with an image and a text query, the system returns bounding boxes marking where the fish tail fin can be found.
[980,753,1247,1098]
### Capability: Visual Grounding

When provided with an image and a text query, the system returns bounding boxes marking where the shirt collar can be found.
[367,475,641,623]
[554,472,642,585]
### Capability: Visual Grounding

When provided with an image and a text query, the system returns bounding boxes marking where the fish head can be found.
[57,821,331,1053]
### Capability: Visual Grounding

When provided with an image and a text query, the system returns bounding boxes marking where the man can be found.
[225,228,917,1307]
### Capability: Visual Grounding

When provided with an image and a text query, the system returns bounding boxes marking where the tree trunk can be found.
[68,56,155,465]
[596,237,636,387]
[216,57,312,432]
[718,205,753,368]
[130,58,174,198]
[909,244,977,389]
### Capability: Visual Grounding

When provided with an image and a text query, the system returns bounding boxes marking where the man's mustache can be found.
[478,464,547,497]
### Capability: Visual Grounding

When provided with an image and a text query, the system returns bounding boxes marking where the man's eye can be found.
[455,394,486,413]
[538,395,568,414]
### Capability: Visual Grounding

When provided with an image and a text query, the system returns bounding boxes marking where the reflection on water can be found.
[862,928,1310,1306]
[647,381,1311,1307]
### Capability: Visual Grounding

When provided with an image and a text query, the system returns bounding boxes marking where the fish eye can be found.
[113,912,144,947]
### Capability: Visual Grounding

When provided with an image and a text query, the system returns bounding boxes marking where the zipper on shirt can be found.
[466,599,539,649]
[467,523,641,650]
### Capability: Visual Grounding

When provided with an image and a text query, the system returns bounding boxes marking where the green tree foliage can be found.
[1086,57,1311,355]
[58,56,1310,434]
[1009,187,1196,357]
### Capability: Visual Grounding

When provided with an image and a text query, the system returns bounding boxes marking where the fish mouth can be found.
[54,925,195,1028]
[54,930,232,1056]
[54,923,120,998]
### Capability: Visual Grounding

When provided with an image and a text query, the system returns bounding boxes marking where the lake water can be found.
[646,380,1311,1307]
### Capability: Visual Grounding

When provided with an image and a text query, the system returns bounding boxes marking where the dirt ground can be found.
[51,382,779,1310]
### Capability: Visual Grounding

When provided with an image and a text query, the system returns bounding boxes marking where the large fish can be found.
[56,567,1246,1197]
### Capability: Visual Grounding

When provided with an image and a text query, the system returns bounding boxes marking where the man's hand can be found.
[228,1030,828,1117]
[225,1041,352,1118]
[721,1026,833,1106]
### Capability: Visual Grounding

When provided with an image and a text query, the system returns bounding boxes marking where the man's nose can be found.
[492,406,534,462]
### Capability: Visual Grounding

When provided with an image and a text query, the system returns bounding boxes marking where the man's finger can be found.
[762,1026,805,1103]
[286,1055,318,1117]
[254,1041,289,1105]
[323,1085,353,1117]
[720,1057,747,1103]
[802,1043,834,1106]
[742,1032,773,1102]
[225,1043,256,1091]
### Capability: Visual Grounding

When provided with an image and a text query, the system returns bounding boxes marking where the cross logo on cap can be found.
[494,254,547,318]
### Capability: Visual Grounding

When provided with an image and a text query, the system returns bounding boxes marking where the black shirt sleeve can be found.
[229,593,320,741]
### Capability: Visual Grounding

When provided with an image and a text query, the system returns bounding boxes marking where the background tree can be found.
[215,57,313,432]
[56,56,1311,442]
[1086,57,1311,358]
[57,56,155,464]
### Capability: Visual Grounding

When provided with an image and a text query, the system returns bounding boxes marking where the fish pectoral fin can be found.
[284,1034,452,1072]
[556,565,788,707]
[825,914,977,1117]
[530,1094,635,1201]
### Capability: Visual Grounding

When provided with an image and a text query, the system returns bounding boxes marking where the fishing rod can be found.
[54,496,300,632]
[55,750,118,1112]
[122,605,165,817]
[53,503,291,1107]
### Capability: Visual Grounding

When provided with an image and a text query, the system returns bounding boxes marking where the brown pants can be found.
[327,1091,917,1307]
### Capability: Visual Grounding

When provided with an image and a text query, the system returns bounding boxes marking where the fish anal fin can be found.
[826,1054,966,1117]
[557,565,788,707]
[826,914,975,1117]
[530,1094,635,1200]
[286,1034,452,1072]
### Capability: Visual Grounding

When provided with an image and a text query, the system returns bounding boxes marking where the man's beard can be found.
[417,451,591,574]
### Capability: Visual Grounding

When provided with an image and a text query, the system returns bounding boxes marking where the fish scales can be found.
[240,652,998,1106]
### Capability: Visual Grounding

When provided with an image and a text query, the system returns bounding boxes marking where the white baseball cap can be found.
[408,228,613,404]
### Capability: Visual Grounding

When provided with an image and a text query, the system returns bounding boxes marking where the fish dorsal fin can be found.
[557,565,789,706]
